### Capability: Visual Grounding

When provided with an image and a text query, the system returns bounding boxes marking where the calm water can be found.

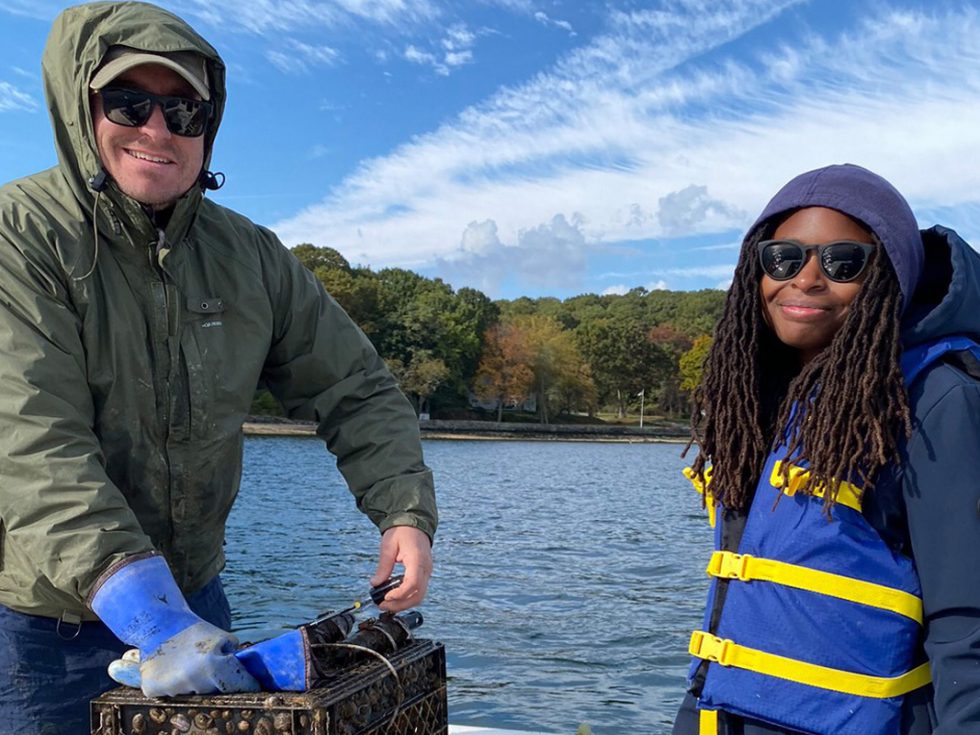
[224,437,713,735]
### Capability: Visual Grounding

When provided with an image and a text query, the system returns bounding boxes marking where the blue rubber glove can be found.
[90,555,260,697]
[236,629,310,691]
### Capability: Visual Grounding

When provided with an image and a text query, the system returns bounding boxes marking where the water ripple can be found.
[225,437,712,734]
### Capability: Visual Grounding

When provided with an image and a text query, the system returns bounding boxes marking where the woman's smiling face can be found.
[760,206,875,364]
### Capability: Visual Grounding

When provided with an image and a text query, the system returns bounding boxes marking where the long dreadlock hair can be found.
[687,224,911,511]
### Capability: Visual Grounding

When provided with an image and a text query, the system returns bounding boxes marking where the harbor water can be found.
[223,437,714,735]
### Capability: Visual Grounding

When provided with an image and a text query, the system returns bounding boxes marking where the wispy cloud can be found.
[262,3,980,296]
[266,40,341,74]
[171,0,441,33]
[309,144,331,159]
[0,0,60,20]
[534,11,575,36]
[0,81,38,113]
[403,22,476,75]
[269,0,807,254]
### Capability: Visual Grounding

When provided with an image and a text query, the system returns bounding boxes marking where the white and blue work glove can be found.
[90,555,260,697]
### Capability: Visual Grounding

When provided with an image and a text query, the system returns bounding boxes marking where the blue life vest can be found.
[686,337,980,735]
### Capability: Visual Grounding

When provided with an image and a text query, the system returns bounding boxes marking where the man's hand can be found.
[371,526,432,612]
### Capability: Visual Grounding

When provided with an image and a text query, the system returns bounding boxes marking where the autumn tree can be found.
[647,325,693,417]
[474,322,535,422]
[516,315,594,423]
[285,241,729,420]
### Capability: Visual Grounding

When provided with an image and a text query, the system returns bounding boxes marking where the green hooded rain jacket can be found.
[0,1,437,622]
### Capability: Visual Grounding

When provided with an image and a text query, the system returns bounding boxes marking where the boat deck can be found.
[449,726,554,734]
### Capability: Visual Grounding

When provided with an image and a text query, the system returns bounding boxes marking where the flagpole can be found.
[639,389,645,428]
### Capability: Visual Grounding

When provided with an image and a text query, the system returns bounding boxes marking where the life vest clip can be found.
[706,550,752,581]
[689,630,734,667]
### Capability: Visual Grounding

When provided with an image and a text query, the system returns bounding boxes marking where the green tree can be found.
[387,350,451,415]
[371,269,498,413]
[292,243,351,272]
[679,334,713,394]
[316,266,383,338]
[574,317,670,417]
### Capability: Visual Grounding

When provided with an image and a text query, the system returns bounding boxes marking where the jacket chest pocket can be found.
[180,295,227,437]
[187,295,226,328]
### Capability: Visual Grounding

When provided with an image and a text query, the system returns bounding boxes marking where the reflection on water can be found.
[225,437,712,735]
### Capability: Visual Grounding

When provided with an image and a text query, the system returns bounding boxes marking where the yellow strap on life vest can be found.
[689,630,931,699]
[705,550,923,624]
[684,466,717,527]
[770,461,864,513]
[699,707,718,735]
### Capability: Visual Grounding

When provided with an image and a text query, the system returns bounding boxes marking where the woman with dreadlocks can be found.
[672,164,980,735]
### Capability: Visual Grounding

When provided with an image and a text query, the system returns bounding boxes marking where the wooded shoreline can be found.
[243,418,690,443]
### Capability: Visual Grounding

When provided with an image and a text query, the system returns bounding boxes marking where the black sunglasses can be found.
[98,86,212,137]
[757,239,875,283]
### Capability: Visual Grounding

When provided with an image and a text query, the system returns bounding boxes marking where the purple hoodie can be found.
[747,163,923,310]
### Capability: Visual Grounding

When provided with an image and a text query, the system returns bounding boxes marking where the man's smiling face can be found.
[91,63,205,211]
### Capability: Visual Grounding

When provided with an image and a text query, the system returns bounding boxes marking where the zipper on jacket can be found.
[149,227,179,551]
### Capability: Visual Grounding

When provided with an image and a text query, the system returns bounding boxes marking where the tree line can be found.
[252,244,725,423]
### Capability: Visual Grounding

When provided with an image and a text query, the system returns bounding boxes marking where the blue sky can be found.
[1,0,979,300]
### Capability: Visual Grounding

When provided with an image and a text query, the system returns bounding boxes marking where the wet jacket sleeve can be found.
[903,371,980,733]
[258,236,436,540]
[0,226,153,601]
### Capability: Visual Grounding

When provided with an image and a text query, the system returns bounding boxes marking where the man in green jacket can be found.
[0,2,437,731]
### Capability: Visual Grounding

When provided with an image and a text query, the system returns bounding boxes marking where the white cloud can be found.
[0,1,58,19]
[438,214,588,295]
[403,22,476,75]
[657,185,745,237]
[601,279,672,295]
[443,23,475,49]
[603,284,630,296]
[170,0,440,33]
[534,10,575,35]
[310,144,331,159]
[404,45,436,66]
[444,50,473,67]
[0,81,37,113]
[270,4,980,296]
[648,264,737,280]
[266,40,340,74]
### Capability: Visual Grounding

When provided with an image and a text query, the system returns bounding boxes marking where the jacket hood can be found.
[902,225,980,348]
[42,1,226,224]
[747,163,923,312]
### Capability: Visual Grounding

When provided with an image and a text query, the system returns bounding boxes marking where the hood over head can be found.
[42,1,226,216]
[746,163,923,312]
[902,225,980,347]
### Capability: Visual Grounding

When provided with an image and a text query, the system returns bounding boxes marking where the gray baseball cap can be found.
[90,47,210,100]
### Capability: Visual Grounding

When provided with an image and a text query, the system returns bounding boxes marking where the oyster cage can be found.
[91,639,447,735]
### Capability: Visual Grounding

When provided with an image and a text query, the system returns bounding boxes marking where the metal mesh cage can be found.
[90,639,447,735]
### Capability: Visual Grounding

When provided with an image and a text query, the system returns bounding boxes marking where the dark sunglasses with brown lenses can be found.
[98,86,212,137]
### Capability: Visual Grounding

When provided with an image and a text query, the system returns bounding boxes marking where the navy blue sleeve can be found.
[903,368,980,733]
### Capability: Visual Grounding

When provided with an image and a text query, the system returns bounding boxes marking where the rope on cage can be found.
[310,642,406,733]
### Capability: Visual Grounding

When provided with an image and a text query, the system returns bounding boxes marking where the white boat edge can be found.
[449,726,556,735]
